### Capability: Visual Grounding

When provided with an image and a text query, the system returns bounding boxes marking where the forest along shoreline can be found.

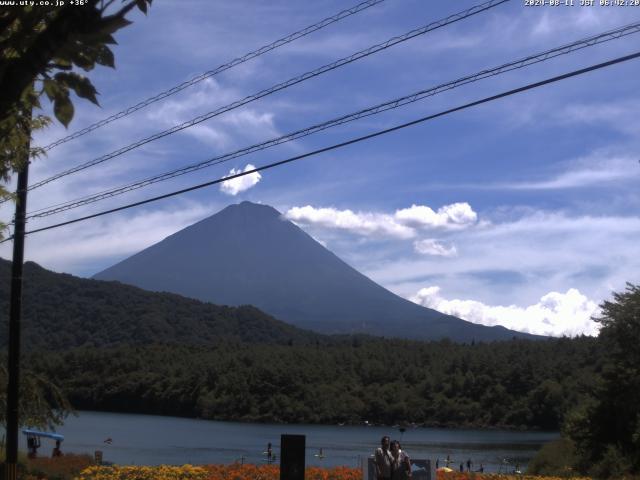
[28,336,597,431]
[1,260,598,431]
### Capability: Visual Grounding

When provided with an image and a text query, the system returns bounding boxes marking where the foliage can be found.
[0,0,152,439]
[0,0,151,227]
[27,335,603,430]
[565,284,640,478]
[0,360,73,429]
[527,438,577,477]
[0,259,607,430]
[0,259,320,349]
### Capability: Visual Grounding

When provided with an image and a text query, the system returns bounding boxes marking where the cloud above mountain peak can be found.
[284,202,478,240]
[220,164,262,196]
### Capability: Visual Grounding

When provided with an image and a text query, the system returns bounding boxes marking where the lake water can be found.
[18,411,558,472]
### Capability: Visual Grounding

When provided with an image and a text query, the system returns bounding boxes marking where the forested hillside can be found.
[32,336,602,430]
[0,259,320,348]
[0,258,604,430]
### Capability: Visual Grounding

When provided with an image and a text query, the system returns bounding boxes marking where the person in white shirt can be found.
[374,436,393,480]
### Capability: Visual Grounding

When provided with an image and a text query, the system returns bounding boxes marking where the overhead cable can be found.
[26,0,509,192]
[7,49,638,241]
[42,0,387,151]
[26,21,640,219]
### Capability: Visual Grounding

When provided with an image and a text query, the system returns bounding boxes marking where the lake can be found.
[18,411,558,472]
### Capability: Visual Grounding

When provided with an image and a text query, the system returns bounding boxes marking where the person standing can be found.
[27,435,40,458]
[390,440,411,480]
[374,436,393,480]
[267,442,273,463]
[52,439,63,457]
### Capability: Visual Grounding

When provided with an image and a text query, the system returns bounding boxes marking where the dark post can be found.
[280,434,305,480]
[4,157,30,480]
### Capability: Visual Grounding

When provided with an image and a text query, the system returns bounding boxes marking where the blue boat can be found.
[22,429,64,442]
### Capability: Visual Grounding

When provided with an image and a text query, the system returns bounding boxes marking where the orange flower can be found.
[201,464,361,480]
[435,471,594,480]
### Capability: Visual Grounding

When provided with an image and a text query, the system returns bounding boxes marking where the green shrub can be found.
[588,444,632,480]
[527,437,577,477]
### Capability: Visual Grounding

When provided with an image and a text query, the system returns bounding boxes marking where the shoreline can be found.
[65,409,561,434]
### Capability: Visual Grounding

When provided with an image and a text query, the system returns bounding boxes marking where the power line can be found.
[8,49,639,241]
[26,21,640,220]
[41,0,387,151]
[26,0,509,192]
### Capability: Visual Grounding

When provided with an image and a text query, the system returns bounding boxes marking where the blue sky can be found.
[1,0,639,336]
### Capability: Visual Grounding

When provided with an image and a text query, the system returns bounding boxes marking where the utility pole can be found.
[4,133,30,480]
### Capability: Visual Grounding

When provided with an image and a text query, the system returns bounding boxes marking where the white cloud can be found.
[503,156,639,190]
[284,202,478,240]
[395,203,477,229]
[220,164,262,196]
[147,78,279,150]
[411,286,600,337]
[529,6,622,39]
[558,100,640,136]
[1,202,214,276]
[362,210,640,316]
[285,205,414,239]
[431,152,640,192]
[2,0,636,328]
[280,31,379,57]
[413,239,457,257]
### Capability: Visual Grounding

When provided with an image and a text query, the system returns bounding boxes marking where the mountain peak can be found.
[236,200,270,210]
[94,203,540,342]
[213,200,281,220]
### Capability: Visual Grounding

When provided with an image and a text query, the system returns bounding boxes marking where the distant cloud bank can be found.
[410,286,600,337]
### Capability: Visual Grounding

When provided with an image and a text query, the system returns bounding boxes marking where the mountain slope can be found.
[0,259,320,349]
[94,202,538,341]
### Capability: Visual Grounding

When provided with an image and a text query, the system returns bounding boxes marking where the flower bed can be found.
[74,464,210,480]
[438,473,592,480]
[16,460,605,480]
[73,464,363,480]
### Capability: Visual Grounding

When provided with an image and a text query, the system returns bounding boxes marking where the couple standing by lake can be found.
[374,436,412,480]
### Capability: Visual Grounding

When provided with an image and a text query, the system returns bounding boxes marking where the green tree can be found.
[0,0,152,219]
[566,283,640,478]
[0,0,152,426]
[0,364,72,429]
